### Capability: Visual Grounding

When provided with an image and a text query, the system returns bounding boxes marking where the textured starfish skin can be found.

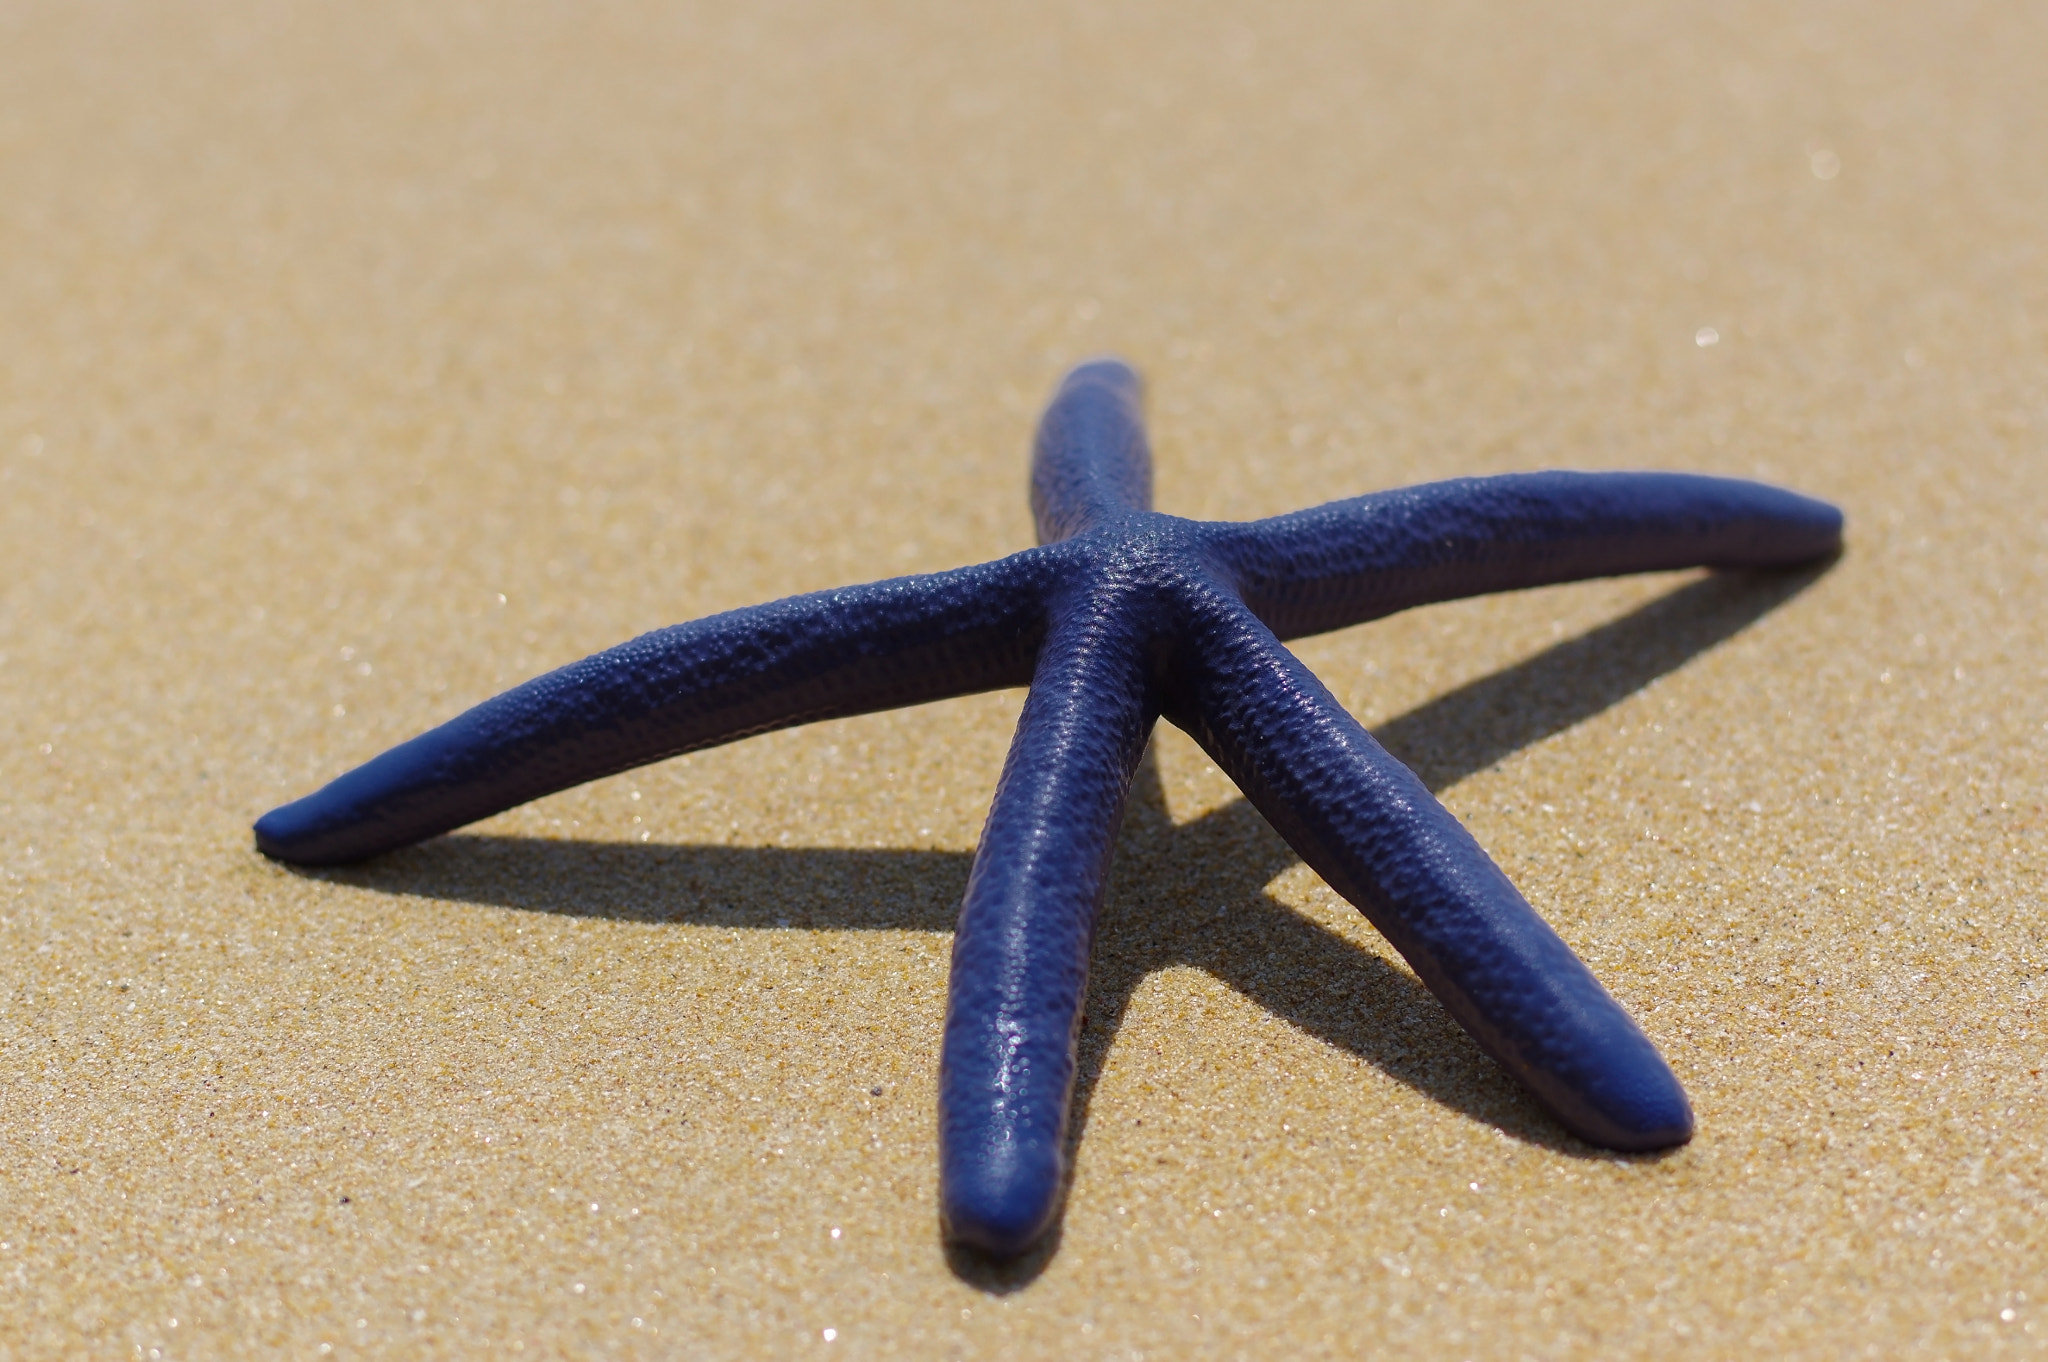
[256,359,1843,1257]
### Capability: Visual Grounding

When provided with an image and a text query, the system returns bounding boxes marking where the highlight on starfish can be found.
[256,357,1843,1258]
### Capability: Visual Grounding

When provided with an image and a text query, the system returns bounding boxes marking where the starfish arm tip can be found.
[1516,1017,1696,1151]
[252,807,308,862]
[1032,360,1154,540]
[252,724,466,865]
[250,808,298,862]
[1589,1079,1695,1151]
[940,1142,1065,1257]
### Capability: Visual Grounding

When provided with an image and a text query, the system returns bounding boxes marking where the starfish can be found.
[256,359,1842,1256]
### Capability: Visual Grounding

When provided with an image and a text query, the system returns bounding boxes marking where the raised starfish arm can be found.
[1213,471,1844,641]
[254,554,1059,866]
[1168,601,1693,1151]
[939,601,1158,1255]
[1029,358,1154,542]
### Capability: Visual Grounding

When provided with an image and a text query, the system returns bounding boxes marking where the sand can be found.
[2,0,2045,1356]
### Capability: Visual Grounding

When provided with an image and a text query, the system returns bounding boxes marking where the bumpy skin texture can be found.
[256,359,1844,1257]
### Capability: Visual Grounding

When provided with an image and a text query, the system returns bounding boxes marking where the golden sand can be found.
[2,1,2044,1355]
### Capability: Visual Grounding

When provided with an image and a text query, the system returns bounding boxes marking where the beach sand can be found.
[2,1,2044,1355]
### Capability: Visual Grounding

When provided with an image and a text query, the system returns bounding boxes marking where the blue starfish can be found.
[256,359,1842,1256]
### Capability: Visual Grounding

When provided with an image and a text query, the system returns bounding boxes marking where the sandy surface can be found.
[3,0,2045,1356]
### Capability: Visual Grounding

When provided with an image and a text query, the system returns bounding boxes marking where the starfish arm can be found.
[939,599,1158,1256]
[1030,358,1154,542]
[1213,471,1843,640]
[253,552,1062,866]
[1167,601,1692,1150]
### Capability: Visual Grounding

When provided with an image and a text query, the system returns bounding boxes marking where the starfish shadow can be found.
[300,564,1826,1287]
[1368,564,1830,791]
